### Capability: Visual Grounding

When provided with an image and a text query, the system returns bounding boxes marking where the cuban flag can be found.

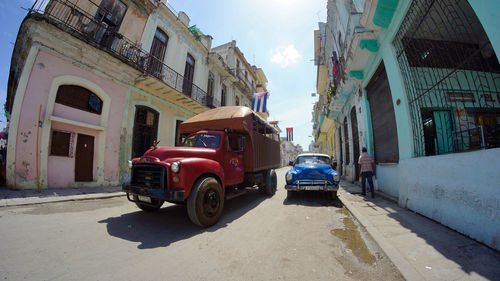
[251,92,268,113]
[286,127,293,142]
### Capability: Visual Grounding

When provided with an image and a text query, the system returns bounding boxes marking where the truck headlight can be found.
[334,174,340,182]
[286,173,293,182]
[171,161,181,173]
[128,160,133,169]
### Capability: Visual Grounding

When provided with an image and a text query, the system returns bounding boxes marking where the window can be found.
[207,72,214,97]
[221,84,227,106]
[183,54,195,95]
[55,85,103,114]
[51,130,72,156]
[235,96,240,106]
[296,155,330,165]
[95,0,127,29]
[183,133,221,148]
[149,28,168,77]
[338,32,342,51]
[94,0,127,46]
[236,60,240,76]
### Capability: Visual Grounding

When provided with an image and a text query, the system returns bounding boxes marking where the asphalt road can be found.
[0,167,403,281]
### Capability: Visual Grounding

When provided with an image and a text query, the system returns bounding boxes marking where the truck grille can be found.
[131,164,165,189]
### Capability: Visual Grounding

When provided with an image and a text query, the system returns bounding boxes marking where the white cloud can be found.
[270,45,302,68]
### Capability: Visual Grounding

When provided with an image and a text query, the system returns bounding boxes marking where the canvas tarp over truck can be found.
[179,106,280,172]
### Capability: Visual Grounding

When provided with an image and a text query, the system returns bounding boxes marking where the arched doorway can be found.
[338,126,343,175]
[343,117,350,167]
[132,106,159,158]
[351,106,360,181]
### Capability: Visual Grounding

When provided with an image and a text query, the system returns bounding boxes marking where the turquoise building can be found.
[322,0,500,250]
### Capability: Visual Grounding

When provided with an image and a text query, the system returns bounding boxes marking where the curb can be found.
[337,191,425,281]
[0,192,126,207]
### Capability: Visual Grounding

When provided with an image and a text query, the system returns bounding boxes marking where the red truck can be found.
[122,106,281,227]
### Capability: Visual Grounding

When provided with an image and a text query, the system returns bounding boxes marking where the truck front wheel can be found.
[264,169,277,196]
[187,177,225,227]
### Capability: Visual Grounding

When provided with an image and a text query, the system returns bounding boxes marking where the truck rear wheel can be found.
[187,177,224,227]
[264,169,277,196]
[133,195,164,212]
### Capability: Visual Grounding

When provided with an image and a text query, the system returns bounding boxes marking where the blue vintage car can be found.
[285,153,340,198]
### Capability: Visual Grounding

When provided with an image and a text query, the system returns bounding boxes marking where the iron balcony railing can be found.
[32,0,209,106]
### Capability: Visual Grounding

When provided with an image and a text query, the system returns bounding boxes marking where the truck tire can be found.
[264,169,277,196]
[187,177,224,227]
[133,195,164,212]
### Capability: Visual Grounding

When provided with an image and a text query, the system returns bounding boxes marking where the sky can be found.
[0,0,326,150]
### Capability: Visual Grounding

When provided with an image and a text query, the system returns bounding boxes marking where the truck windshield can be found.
[183,133,221,148]
[296,156,330,165]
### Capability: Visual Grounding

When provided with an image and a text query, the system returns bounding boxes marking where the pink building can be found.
[6,0,214,189]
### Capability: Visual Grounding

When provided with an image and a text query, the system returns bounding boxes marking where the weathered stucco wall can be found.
[13,50,127,188]
[378,148,500,250]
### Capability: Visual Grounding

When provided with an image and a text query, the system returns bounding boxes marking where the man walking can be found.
[358,147,375,198]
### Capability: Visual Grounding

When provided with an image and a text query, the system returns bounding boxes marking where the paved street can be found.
[0,167,403,281]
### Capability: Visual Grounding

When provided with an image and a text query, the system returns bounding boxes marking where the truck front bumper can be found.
[285,180,338,191]
[123,184,185,203]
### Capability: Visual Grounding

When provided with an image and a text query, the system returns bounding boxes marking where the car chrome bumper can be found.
[285,180,338,191]
[123,184,185,202]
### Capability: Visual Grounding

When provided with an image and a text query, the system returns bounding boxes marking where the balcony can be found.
[32,0,208,110]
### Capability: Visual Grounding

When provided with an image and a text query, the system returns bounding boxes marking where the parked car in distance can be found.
[285,153,340,199]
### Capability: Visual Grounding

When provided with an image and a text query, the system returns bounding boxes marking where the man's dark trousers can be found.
[361,171,375,198]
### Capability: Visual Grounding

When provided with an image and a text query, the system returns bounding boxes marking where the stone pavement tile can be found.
[388,231,493,281]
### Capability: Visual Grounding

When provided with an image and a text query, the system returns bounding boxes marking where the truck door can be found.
[223,134,245,186]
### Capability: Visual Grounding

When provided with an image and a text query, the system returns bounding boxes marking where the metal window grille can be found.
[394,0,500,157]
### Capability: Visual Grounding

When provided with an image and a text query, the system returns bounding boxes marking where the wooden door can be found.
[183,54,195,96]
[132,106,159,158]
[75,134,94,182]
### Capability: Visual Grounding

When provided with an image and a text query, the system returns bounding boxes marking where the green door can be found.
[433,110,453,154]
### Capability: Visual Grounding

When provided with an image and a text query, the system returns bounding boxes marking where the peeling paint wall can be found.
[13,50,127,188]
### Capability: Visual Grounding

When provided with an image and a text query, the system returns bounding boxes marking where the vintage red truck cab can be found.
[122,106,281,227]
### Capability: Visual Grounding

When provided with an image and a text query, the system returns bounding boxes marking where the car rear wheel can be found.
[133,195,164,212]
[187,177,224,227]
[326,191,337,201]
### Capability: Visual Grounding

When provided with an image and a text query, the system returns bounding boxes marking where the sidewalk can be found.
[0,185,124,207]
[338,181,500,281]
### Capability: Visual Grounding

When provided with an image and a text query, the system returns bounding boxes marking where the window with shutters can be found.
[51,130,73,157]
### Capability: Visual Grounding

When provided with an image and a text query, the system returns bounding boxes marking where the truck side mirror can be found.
[289,161,294,166]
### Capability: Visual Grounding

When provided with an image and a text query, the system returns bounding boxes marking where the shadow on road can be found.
[99,189,267,249]
[282,191,342,208]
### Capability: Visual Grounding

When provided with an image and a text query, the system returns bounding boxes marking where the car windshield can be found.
[296,155,330,165]
[183,133,221,148]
